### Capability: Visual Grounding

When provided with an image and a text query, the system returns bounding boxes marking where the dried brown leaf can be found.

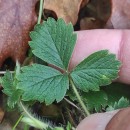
[0,0,38,67]
[106,0,130,29]
[0,108,4,123]
[80,0,111,30]
[80,17,105,30]
[44,0,89,25]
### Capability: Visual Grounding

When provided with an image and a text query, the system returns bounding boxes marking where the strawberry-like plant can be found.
[0,17,121,130]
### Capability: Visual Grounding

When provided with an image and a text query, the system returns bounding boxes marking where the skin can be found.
[69,29,130,130]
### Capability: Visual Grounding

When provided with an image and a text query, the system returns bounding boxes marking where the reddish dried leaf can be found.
[80,0,90,8]
[106,0,130,29]
[44,0,89,25]
[0,0,38,67]
[0,108,4,123]
[80,17,105,30]
[80,0,111,30]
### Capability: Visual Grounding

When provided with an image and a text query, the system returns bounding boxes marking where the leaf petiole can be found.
[19,101,49,130]
[37,0,44,24]
[69,77,90,116]
[12,115,23,130]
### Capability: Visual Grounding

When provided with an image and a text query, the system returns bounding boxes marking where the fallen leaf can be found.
[80,17,105,30]
[44,0,89,25]
[0,108,4,123]
[80,0,90,8]
[106,0,130,29]
[0,0,38,67]
[80,0,111,29]
[41,104,61,117]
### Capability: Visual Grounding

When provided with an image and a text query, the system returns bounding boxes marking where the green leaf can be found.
[70,50,121,92]
[106,97,130,111]
[1,71,14,96]
[30,18,77,70]
[1,71,22,108]
[17,64,69,105]
[81,90,108,112]
[102,83,130,106]
[8,89,23,108]
[66,122,72,130]
[68,90,108,112]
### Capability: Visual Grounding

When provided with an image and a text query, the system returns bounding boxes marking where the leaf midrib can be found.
[45,24,65,70]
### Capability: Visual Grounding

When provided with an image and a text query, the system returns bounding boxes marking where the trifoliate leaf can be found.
[30,18,77,70]
[81,90,108,112]
[102,83,130,106]
[17,64,69,105]
[1,71,22,108]
[106,97,130,111]
[70,50,121,92]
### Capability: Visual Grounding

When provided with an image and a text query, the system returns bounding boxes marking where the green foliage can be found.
[68,83,130,112]
[70,50,120,92]
[68,90,108,112]
[30,18,77,70]
[1,17,123,130]
[103,83,130,106]
[66,122,72,130]
[106,97,130,111]
[16,18,120,105]
[1,71,14,96]
[81,90,108,112]
[1,71,22,108]
[17,64,69,105]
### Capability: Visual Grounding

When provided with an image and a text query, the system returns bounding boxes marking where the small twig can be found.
[64,97,82,111]
[66,108,76,127]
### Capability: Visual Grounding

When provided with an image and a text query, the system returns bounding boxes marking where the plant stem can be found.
[69,78,90,116]
[37,0,43,24]
[20,101,49,130]
[12,115,23,130]
[19,101,65,130]
[64,97,82,111]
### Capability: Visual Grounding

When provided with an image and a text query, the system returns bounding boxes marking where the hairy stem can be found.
[37,0,43,24]
[19,101,49,130]
[12,115,23,130]
[19,101,64,130]
[69,77,90,116]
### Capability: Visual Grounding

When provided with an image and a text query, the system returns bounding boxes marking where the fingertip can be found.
[69,29,130,84]
[77,111,118,130]
[70,29,121,70]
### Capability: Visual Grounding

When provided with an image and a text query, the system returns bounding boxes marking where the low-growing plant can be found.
[0,1,130,129]
[0,17,122,129]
